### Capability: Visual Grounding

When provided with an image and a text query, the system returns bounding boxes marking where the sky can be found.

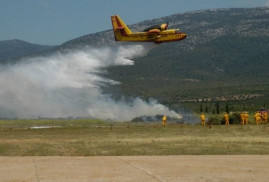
[0,0,268,45]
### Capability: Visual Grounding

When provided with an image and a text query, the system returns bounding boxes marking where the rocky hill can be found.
[59,8,269,50]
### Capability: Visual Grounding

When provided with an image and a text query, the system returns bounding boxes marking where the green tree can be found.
[225,103,229,113]
[205,106,208,113]
[216,102,220,115]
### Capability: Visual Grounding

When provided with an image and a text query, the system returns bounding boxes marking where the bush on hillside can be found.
[229,113,241,124]
[207,115,222,125]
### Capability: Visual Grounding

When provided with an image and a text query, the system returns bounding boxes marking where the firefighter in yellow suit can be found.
[200,113,205,125]
[255,112,261,125]
[264,112,268,124]
[262,112,268,124]
[241,112,249,125]
[240,112,245,125]
[162,115,167,126]
[245,112,249,125]
[224,112,229,125]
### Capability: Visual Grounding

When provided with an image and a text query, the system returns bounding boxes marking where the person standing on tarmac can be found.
[224,112,229,125]
[240,112,245,125]
[200,113,205,125]
[244,112,249,125]
[261,111,268,124]
[241,112,249,125]
[255,112,261,125]
[162,115,167,126]
[264,112,268,124]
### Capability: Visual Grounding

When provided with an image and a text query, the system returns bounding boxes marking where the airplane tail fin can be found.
[111,15,132,41]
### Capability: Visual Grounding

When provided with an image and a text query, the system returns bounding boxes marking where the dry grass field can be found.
[0,119,269,156]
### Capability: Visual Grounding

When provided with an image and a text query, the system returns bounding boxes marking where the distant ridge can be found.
[59,7,269,50]
[0,39,55,63]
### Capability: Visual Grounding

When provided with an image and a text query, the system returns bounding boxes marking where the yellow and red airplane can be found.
[111,15,187,44]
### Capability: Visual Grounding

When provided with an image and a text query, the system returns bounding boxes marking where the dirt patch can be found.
[0,155,269,182]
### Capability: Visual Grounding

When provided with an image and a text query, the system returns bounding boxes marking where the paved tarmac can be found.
[1,156,269,182]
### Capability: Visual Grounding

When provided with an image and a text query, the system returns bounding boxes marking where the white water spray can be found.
[0,44,181,120]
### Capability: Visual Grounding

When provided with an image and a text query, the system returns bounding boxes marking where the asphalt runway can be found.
[1,156,269,182]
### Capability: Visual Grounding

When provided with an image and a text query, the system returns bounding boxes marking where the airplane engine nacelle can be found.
[148,29,161,33]
[160,23,168,31]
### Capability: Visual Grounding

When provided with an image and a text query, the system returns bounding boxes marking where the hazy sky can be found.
[0,0,268,45]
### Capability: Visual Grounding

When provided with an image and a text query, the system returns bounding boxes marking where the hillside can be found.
[60,8,269,49]
[0,39,55,64]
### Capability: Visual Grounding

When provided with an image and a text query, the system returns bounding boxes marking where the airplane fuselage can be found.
[125,30,186,43]
[111,15,187,44]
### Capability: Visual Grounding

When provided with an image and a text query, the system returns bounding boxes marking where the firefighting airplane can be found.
[111,15,187,44]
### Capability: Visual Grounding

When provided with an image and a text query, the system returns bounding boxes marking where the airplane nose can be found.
[182,33,187,39]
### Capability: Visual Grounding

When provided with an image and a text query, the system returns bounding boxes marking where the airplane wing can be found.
[143,25,162,32]
[143,23,168,32]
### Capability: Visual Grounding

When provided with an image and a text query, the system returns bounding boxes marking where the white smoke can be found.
[0,44,181,120]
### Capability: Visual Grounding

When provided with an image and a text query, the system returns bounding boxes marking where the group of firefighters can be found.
[200,111,268,125]
[161,110,268,126]
[200,112,231,125]
[254,111,268,125]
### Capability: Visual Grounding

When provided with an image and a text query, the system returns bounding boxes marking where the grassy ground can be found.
[0,119,269,156]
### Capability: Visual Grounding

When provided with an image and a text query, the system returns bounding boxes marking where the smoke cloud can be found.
[0,44,181,121]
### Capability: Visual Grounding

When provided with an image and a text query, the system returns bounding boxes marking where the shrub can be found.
[207,115,222,125]
[229,113,241,124]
